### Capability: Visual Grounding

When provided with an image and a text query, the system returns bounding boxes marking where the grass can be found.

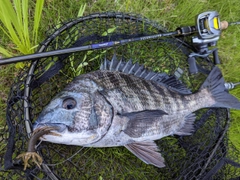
[0,0,240,179]
[0,0,44,56]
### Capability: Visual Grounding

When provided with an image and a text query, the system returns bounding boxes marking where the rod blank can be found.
[0,30,179,66]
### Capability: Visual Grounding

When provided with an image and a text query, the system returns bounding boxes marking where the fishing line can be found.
[34,137,87,167]
[43,146,86,167]
[229,21,240,26]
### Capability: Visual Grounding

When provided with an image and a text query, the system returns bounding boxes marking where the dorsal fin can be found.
[100,55,192,95]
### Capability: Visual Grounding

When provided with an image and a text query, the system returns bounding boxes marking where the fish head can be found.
[33,90,113,146]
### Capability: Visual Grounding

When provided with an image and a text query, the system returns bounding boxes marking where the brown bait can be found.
[17,126,61,170]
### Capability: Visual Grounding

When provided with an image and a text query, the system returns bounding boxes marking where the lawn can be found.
[0,0,240,179]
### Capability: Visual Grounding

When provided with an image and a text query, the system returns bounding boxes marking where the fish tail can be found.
[200,66,240,109]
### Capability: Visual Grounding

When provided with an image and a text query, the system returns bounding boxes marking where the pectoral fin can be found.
[120,110,168,120]
[120,110,168,138]
[125,141,165,168]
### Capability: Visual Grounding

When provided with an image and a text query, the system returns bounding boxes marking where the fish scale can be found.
[120,73,157,109]
[109,72,166,109]
[140,79,161,108]
[78,71,210,119]
[79,71,160,111]
[81,70,204,114]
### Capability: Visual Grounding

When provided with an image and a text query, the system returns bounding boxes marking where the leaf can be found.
[33,0,45,44]
[15,62,25,69]
[0,47,13,57]
[0,1,21,47]
[107,27,117,34]
[0,0,45,55]
[21,0,30,47]
[77,3,86,17]
[102,27,117,36]
[30,44,39,51]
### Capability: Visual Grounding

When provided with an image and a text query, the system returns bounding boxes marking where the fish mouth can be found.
[32,122,102,146]
[33,123,68,133]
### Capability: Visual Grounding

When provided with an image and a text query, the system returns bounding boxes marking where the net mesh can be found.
[1,12,240,179]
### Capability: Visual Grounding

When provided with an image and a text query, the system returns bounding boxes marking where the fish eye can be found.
[62,98,77,110]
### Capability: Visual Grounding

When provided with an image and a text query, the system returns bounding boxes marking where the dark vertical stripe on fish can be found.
[141,79,160,108]
[133,79,151,109]
[180,94,189,110]
[119,73,146,109]
[108,72,122,88]
[167,90,181,110]
[150,82,169,109]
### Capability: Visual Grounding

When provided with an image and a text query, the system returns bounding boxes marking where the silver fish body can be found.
[33,62,240,168]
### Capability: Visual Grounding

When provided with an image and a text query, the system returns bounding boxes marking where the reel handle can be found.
[188,56,198,74]
[213,49,220,64]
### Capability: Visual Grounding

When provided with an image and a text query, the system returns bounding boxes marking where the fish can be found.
[33,56,240,168]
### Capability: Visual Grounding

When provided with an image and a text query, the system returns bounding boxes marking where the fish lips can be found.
[33,122,68,133]
[32,122,102,146]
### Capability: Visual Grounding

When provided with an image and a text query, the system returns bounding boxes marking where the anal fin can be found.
[125,141,165,168]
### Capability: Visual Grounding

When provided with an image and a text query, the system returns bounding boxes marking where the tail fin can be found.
[201,66,240,109]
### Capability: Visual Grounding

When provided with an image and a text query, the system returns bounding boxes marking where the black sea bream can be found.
[33,58,240,168]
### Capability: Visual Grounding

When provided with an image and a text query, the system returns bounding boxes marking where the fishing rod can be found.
[0,11,240,76]
[0,11,238,66]
[0,31,180,65]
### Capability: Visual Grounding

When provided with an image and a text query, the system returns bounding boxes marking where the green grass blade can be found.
[0,1,21,45]
[1,0,20,29]
[0,47,13,57]
[21,0,30,50]
[13,0,23,27]
[0,16,21,49]
[33,0,45,45]
[0,0,34,54]
[77,3,86,17]
[13,0,28,50]
[0,0,26,53]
